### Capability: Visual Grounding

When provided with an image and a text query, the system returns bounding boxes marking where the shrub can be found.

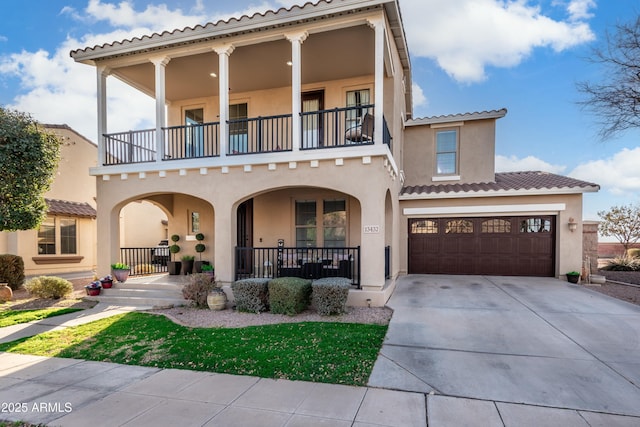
[602,256,640,271]
[111,263,130,270]
[231,278,270,313]
[312,277,351,316]
[25,276,73,299]
[0,254,25,290]
[627,248,640,259]
[268,277,312,316]
[182,273,216,308]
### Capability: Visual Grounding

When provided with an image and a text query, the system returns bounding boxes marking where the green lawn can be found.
[0,312,387,386]
[0,308,83,328]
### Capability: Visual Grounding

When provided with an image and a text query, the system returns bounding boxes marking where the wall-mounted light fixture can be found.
[568,217,577,232]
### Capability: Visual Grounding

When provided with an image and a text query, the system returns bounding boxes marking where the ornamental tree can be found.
[598,204,640,251]
[0,107,61,231]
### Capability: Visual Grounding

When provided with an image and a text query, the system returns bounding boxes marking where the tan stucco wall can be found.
[167,76,375,127]
[399,193,585,278]
[403,119,496,186]
[119,201,168,247]
[96,156,398,300]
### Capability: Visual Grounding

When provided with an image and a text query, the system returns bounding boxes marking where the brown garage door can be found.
[408,216,555,276]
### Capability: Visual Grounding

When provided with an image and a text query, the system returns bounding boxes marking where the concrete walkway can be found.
[369,275,640,426]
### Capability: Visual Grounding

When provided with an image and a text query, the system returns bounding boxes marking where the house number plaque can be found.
[364,225,380,234]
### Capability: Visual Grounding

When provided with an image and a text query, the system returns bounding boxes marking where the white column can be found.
[214,45,235,158]
[286,31,308,152]
[368,18,385,145]
[151,57,170,163]
[96,65,110,166]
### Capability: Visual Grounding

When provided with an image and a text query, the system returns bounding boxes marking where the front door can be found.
[301,91,324,148]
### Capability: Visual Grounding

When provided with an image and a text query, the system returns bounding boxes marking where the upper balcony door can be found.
[302,90,324,149]
[185,108,204,157]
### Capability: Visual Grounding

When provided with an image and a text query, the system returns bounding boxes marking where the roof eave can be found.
[399,186,601,200]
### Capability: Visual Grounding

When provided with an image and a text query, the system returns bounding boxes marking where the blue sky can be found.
[1,0,639,226]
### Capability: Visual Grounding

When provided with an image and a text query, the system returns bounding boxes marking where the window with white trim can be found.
[436,129,458,175]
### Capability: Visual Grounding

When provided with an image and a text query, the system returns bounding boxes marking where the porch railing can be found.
[102,106,389,166]
[119,247,169,276]
[235,246,361,288]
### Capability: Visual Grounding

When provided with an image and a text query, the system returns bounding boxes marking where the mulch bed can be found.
[588,270,640,307]
[1,278,97,311]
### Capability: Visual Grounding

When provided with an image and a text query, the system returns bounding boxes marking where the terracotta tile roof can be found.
[401,171,600,197]
[406,109,508,126]
[46,199,97,218]
[70,0,394,60]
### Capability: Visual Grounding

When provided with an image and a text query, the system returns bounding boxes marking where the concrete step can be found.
[100,288,183,298]
[85,294,186,309]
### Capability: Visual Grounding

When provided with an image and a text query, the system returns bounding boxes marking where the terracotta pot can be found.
[85,287,101,296]
[0,283,13,303]
[112,269,129,283]
[207,290,227,310]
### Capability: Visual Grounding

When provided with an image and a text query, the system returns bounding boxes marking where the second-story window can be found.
[346,89,370,130]
[229,103,248,153]
[185,108,204,157]
[436,129,458,175]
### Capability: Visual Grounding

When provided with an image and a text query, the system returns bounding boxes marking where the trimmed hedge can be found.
[24,276,73,299]
[0,254,25,290]
[231,278,270,313]
[268,277,312,316]
[312,277,351,316]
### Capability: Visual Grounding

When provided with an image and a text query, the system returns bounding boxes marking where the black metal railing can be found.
[385,245,391,279]
[164,122,219,160]
[301,105,375,150]
[101,106,389,165]
[119,247,168,276]
[104,129,156,165]
[235,246,361,288]
[228,114,292,154]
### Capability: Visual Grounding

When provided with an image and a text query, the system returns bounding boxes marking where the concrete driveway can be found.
[368,275,640,417]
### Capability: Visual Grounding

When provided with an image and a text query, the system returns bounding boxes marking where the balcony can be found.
[102,105,391,166]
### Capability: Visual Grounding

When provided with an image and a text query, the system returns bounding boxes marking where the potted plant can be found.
[194,233,209,273]
[566,271,580,284]
[111,263,130,283]
[168,234,181,275]
[85,281,102,296]
[181,255,195,275]
[201,263,214,278]
[100,275,114,289]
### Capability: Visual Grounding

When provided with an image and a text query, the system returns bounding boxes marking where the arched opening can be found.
[232,186,363,286]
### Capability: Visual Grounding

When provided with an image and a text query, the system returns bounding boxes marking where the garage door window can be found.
[520,218,551,233]
[445,219,473,233]
[411,219,438,234]
[481,218,511,233]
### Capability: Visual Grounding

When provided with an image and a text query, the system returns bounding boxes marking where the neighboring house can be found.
[0,125,98,276]
[70,0,598,305]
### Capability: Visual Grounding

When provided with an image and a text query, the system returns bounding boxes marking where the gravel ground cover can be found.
[588,270,640,306]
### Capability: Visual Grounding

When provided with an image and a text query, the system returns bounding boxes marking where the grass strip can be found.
[0,308,83,328]
[0,312,387,386]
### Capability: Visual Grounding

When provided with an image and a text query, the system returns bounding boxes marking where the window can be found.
[191,212,200,233]
[296,201,317,247]
[346,89,371,130]
[38,218,56,254]
[520,218,551,233]
[410,219,438,234]
[37,217,77,255]
[229,102,248,153]
[185,108,204,157]
[295,199,347,247]
[323,200,346,247]
[482,219,511,233]
[445,219,473,234]
[436,129,458,175]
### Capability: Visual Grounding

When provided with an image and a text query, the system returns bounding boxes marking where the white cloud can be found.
[569,147,640,196]
[412,83,427,108]
[402,0,595,83]
[495,155,566,174]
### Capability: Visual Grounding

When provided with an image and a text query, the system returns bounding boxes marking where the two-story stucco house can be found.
[70,0,598,306]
